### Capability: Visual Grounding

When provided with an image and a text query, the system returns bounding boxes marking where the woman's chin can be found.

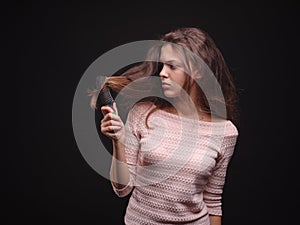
[163,90,179,98]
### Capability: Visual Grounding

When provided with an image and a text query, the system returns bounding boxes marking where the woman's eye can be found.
[168,64,176,69]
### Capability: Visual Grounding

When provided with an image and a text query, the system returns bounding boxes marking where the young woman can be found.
[92,27,239,225]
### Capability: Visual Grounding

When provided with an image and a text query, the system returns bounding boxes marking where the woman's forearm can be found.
[110,139,130,189]
[100,104,130,189]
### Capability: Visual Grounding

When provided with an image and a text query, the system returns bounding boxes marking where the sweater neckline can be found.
[155,107,232,127]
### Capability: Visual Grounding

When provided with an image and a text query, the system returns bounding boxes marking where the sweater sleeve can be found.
[203,131,238,216]
[111,105,142,197]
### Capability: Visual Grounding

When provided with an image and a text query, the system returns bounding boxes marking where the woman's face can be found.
[159,44,188,98]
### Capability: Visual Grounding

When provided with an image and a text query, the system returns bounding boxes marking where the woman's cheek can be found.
[162,85,182,98]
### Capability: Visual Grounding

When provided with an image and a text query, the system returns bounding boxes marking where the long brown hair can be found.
[89,27,239,125]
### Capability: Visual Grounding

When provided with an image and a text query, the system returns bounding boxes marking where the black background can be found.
[6,1,299,224]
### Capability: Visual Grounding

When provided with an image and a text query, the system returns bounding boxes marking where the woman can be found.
[92,27,239,225]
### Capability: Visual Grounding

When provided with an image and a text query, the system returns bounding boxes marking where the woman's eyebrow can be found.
[161,59,182,66]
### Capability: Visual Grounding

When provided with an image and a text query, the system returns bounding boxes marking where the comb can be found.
[99,86,116,133]
[99,85,115,109]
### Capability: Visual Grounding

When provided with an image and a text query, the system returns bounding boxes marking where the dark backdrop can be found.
[6,1,299,225]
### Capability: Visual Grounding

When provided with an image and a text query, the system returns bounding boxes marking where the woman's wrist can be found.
[113,133,125,144]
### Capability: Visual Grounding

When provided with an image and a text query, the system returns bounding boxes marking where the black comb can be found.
[99,85,115,110]
[99,86,116,133]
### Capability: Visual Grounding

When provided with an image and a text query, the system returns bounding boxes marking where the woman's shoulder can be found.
[224,120,239,137]
[130,101,156,115]
[200,117,238,137]
[126,102,156,130]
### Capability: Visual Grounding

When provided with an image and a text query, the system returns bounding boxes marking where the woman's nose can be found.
[159,64,169,78]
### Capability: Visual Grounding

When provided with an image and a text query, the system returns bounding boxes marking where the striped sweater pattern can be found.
[111,103,238,225]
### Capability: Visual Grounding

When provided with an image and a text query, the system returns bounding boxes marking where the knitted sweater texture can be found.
[112,103,238,225]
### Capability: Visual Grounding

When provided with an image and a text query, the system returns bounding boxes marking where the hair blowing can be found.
[89,27,239,126]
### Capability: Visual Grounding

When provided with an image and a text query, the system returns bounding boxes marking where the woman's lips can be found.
[162,82,171,89]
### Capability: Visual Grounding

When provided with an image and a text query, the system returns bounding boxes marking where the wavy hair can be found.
[89,27,239,126]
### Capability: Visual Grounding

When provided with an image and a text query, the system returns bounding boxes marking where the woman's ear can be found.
[189,62,203,80]
[192,71,202,80]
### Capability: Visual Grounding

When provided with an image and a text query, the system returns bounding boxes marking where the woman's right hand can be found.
[100,103,125,143]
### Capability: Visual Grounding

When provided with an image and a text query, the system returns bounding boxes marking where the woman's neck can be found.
[169,96,211,121]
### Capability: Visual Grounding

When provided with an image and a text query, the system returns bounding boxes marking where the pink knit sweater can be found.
[112,103,238,225]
